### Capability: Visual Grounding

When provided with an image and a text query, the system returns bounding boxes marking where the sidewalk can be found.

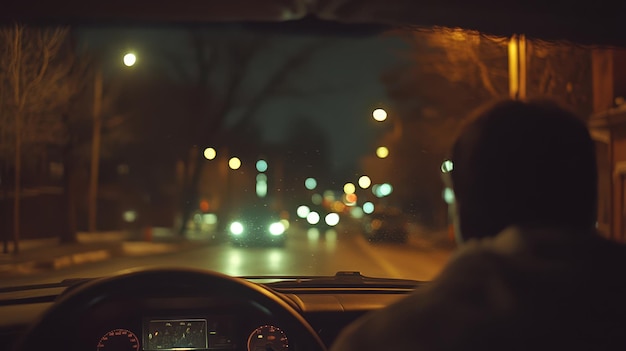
[407,223,457,251]
[0,229,218,278]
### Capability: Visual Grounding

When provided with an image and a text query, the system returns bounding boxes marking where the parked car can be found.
[363,209,409,243]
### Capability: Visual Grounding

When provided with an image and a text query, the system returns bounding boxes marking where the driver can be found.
[330,99,626,351]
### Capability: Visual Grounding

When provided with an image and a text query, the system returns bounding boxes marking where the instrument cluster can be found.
[86,296,291,351]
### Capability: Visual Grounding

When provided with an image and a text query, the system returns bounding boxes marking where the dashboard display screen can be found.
[145,319,208,350]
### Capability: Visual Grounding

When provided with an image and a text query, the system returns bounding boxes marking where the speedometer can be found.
[247,325,289,351]
[97,329,140,351]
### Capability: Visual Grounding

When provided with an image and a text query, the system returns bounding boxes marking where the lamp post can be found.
[370,107,400,210]
[88,52,136,232]
[508,34,527,100]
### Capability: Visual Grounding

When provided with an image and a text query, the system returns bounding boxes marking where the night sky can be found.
[77,23,409,173]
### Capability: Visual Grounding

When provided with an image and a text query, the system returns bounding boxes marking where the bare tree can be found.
[525,39,593,115]
[407,28,509,99]
[408,28,591,113]
[155,28,333,235]
[361,29,508,227]
[369,29,591,227]
[0,24,75,252]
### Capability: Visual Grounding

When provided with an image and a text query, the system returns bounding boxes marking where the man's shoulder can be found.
[329,242,519,351]
[434,230,526,284]
[330,228,626,351]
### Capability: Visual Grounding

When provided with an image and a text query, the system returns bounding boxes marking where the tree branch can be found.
[466,44,500,98]
[226,38,333,137]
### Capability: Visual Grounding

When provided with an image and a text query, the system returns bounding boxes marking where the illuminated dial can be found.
[247,325,289,351]
[96,329,140,351]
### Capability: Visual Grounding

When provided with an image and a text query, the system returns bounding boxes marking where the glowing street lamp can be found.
[123,53,136,67]
[89,52,138,232]
[373,108,387,122]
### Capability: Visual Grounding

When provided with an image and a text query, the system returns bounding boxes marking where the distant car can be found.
[301,205,341,232]
[228,205,288,247]
[363,210,409,243]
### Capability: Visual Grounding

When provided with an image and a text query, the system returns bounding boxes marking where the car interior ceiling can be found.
[2,0,625,47]
[1,2,624,351]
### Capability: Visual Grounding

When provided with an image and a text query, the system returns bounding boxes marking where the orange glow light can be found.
[345,193,357,203]
[200,200,210,212]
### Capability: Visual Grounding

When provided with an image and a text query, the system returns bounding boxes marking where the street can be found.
[1,225,453,288]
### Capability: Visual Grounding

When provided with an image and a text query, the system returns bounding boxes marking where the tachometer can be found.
[247,325,289,351]
[97,328,140,351]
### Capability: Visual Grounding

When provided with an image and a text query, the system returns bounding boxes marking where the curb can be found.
[0,239,217,279]
[0,245,124,278]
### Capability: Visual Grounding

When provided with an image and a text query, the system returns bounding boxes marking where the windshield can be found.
[0,20,602,288]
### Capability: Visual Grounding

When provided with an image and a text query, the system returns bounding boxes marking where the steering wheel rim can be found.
[13,267,327,351]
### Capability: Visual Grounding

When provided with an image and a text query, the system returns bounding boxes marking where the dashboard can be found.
[85,296,291,351]
[0,274,411,351]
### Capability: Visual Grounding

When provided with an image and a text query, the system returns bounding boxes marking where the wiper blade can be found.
[0,277,95,293]
[0,272,421,293]
[247,271,423,289]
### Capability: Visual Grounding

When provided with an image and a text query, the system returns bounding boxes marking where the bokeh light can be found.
[123,53,136,67]
[203,147,216,160]
[358,175,371,189]
[376,146,389,159]
[229,157,241,170]
[372,108,388,122]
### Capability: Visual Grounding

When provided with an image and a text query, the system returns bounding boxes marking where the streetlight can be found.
[88,52,136,232]
[373,108,388,122]
[123,53,137,67]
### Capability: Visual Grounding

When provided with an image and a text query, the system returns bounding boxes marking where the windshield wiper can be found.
[0,272,423,295]
[245,271,424,289]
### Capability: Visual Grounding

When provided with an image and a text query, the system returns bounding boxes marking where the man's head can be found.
[448,99,597,243]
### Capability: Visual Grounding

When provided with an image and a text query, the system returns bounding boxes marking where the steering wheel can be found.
[13,267,327,351]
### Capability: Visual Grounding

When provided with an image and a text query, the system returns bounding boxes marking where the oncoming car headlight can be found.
[269,222,285,236]
[230,221,244,235]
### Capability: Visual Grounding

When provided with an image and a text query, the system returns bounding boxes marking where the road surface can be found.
[1,224,453,288]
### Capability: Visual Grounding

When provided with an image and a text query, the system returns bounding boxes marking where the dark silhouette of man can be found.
[330,99,626,351]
